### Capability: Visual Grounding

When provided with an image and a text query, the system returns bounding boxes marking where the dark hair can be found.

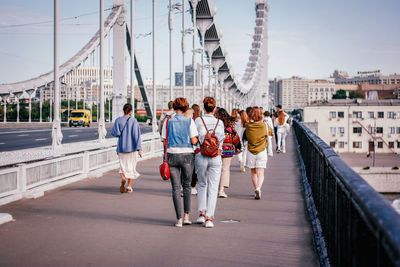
[203,97,216,113]
[173,97,189,112]
[216,108,235,127]
[192,104,201,120]
[246,107,252,115]
[249,107,263,122]
[123,103,132,114]
[168,101,174,110]
[264,111,271,117]
[276,105,282,109]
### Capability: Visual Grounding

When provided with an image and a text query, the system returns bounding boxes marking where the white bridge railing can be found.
[0,133,162,206]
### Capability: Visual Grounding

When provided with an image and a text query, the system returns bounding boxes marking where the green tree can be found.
[349,91,364,99]
[332,89,346,99]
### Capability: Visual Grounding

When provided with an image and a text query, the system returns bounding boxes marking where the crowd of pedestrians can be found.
[112,97,291,228]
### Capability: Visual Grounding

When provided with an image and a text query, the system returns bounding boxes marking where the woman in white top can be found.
[276,110,289,153]
[262,111,274,157]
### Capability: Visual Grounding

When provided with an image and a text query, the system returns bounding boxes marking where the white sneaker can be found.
[205,219,214,228]
[175,219,183,227]
[196,214,206,224]
[126,186,133,193]
[218,191,228,198]
[183,215,192,225]
[191,188,197,195]
[255,189,261,200]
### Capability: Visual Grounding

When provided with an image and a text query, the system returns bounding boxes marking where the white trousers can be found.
[277,130,287,152]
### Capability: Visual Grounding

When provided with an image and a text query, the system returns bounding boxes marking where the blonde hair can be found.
[184,108,194,118]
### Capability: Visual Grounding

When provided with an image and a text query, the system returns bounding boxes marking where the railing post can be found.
[17,164,27,194]
[83,151,90,174]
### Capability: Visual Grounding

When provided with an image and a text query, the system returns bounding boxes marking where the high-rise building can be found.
[277,77,312,111]
[175,64,201,86]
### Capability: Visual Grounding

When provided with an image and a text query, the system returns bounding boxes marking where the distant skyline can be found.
[0,0,399,85]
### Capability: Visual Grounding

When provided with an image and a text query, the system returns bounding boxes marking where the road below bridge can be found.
[0,125,153,152]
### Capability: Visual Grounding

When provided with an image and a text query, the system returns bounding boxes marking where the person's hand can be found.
[138,150,143,158]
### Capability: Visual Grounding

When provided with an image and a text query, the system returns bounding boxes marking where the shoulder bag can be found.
[159,118,170,180]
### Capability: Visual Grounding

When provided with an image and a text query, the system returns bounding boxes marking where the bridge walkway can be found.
[0,131,319,266]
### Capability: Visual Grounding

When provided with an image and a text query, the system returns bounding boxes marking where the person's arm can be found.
[110,119,120,137]
[132,119,142,157]
[190,119,199,145]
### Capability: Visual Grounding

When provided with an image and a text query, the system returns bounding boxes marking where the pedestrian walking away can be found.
[111,103,142,193]
[162,98,199,227]
[216,108,241,198]
[277,109,289,153]
[245,107,268,200]
[236,110,249,172]
[263,111,274,157]
[194,97,225,228]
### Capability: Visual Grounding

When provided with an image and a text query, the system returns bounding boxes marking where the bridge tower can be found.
[112,0,127,121]
[253,0,269,108]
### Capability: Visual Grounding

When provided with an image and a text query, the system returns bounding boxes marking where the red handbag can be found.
[159,118,170,180]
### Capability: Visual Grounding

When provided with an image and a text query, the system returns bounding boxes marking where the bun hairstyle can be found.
[123,103,133,114]
[203,96,216,113]
[249,107,263,122]
[173,97,189,112]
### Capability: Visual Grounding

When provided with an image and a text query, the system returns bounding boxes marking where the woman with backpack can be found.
[161,98,199,227]
[111,103,142,193]
[245,107,268,200]
[215,108,241,198]
[194,97,225,228]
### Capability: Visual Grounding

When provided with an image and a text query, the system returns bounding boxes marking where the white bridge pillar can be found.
[112,0,127,121]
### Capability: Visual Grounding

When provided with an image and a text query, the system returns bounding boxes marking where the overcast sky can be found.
[0,0,399,84]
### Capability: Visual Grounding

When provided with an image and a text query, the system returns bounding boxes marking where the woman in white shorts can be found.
[245,107,268,200]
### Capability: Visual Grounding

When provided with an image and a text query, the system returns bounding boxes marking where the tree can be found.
[332,89,346,99]
[349,91,364,99]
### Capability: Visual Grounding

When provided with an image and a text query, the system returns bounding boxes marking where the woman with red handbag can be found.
[161,98,198,227]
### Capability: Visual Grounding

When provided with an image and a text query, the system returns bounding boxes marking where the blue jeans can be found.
[195,153,222,218]
[167,153,194,219]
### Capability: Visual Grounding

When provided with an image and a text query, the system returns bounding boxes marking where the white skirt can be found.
[118,152,140,179]
[246,149,268,169]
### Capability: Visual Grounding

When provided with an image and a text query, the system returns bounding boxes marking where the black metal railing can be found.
[293,120,400,267]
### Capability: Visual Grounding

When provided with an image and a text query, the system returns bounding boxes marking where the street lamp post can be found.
[52,0,63,149]
[98,0,107,142]
[152,0,157,132]
[190,0,199,105]
[130,0,135,115]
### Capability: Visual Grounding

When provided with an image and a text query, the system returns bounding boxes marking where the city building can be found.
[38,66,113,104]
[303,99,400,154]
[333,70,400,85]
[175,64,201,87]
[308,80,336,104]
[276,77,313,111]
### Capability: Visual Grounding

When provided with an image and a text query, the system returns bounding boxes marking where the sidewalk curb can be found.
[0,213,13,225]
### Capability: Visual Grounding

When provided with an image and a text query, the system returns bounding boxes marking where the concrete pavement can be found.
[0,131,318,266]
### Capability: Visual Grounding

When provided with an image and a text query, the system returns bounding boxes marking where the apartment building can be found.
[308,80,336,104]
[333,70,400,85]
[303,99,400,154]
[277,77,312,111]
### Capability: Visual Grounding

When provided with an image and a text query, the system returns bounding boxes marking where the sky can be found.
[0,0,399,85]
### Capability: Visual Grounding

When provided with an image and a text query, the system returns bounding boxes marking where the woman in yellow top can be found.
[245,107,268,200]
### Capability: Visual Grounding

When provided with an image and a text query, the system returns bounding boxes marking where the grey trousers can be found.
[167,153,194,219]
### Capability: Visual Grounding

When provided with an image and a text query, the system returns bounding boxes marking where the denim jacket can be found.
[167,114,192,148]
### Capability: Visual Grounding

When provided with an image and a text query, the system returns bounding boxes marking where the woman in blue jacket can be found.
[161,98,198,227]
[111,103,142,193]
